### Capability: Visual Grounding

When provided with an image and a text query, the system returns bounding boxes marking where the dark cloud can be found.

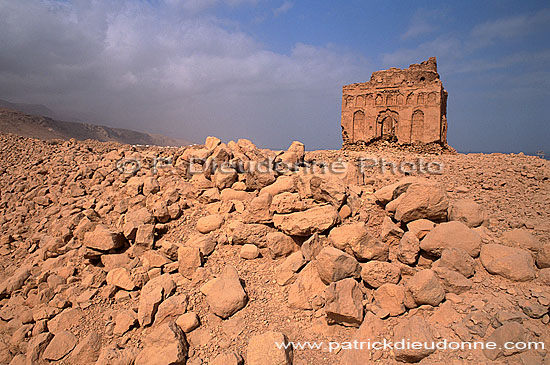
[0,0,366,149]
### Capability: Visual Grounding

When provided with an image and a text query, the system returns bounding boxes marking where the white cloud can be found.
[470,8,550,47]
[273,1,293,17]
[400,8,445,39]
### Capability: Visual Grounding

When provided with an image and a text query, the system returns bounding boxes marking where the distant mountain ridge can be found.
[0,100,191,147]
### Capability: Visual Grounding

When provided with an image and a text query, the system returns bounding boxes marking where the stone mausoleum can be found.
[341,57,448,147]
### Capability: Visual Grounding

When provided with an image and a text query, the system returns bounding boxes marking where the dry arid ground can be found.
[0,133,549,365]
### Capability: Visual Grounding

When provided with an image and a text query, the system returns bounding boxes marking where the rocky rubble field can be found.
[0,133,549,365]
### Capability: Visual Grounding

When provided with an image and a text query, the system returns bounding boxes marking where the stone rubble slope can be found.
[0,133,549,364]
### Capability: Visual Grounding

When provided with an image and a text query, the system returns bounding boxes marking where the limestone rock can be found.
[244,194,273,224]
[483,322,527,360]
[211,351,243,365]
[226,221,274,247]
[246,331,293,365]
[106,268,136,291]
[154,294,188,325]
[374,283,406,316]
[537,244,550,269]
[448,198,485,227]
[275,251,306,286]
[88,344,136,365]
[406,219,436,239]
[135,322,188,365]
[83,225,125,252]
[340,313,385,364]
[480,244,536,281]
[0,264,32,297]
[329,222,388,261]
[315,247,360,284]
[360,261,400,288]
[270,192,305,214]
[176,312,200,333]
[393,181,449,223]
[273,205,339,236]
[397,231,420,265]
[436,247,475,277]
[113,309,137,336]
[137,281,164,327]
[288,263,326,310]
[201,265,247,318]
[393,317,435,362]
[25,332,53,364]
[186,233,217,256]
[240,244,260,260]
[196,214,223,234]
[43,330,78,361]
[324,278,364,327]
[433,267,472,294]
[420,221,482,257]
[68,330,102,364]
[178,246,203,279]
[406,269,445,306]
[500,229,542,254]
[266,232,298,258]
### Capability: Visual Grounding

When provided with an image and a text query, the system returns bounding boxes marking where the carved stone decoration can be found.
[341,57,448,147]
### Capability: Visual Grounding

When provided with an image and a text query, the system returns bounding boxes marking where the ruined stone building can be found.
[341,57,448,147]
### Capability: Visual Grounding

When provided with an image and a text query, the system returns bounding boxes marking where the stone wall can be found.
[341,57,448,147]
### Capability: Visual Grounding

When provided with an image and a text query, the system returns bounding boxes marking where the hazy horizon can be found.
[1,0,549,154]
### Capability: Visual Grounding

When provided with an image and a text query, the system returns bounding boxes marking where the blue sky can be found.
[0,0,549,153]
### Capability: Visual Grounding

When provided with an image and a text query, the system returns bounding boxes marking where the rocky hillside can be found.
[0,133,549,364]
[0,108,191,147]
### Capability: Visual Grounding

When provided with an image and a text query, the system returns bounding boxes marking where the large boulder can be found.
[246,331,293,365]
[315,247,361,284]
[537,244,550,269]
[324,278,364,327]
[483,322,527,360]
[448,199,485,227]
[420,221,482,257]
[134,322,188,365]
[288,263,326,310]
[405,269,445,306]
[374,283,406,317]
[196,214,224,234]
[480,244,536,281]
[500,229,543,254]
[83,225,125,252]
[273,205,339,236]
[391,181,449,223]
[340,313,385,364]
[393,317,436,362]
[42,330,78,361]
[201,265,247,318]
[360,261,400,288]
[328,223,388,261]
[226,221,275,247]
[436,247,476,277]
[397,231,420,265]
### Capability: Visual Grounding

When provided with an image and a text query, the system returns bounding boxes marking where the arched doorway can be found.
[352,110,366,142]
[376,109,399,139]
[410,110,424,142]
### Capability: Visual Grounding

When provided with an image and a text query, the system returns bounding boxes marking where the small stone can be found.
[196,214,224,234]
[176,312,200,333]
[240,244,259,260]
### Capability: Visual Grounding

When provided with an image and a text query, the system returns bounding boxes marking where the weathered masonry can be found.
[341,57,448,147]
